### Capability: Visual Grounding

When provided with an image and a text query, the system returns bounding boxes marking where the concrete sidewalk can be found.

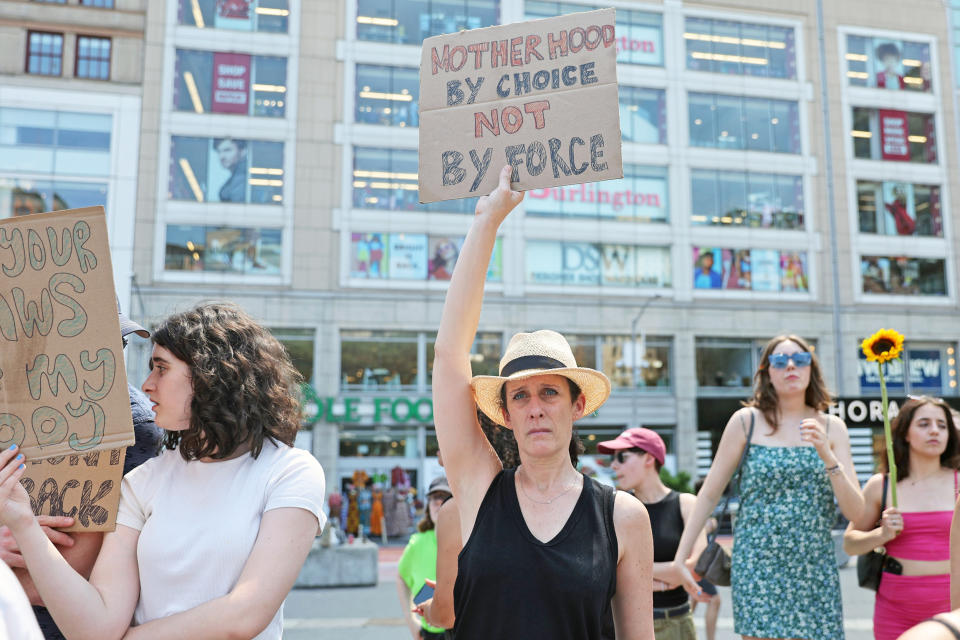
[282,545,879,639]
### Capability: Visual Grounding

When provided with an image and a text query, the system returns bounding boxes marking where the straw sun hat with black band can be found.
[471,330,611,427]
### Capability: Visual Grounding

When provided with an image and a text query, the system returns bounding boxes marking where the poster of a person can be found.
[693,248,722,289]
[875,41,905,90]
[209,137,248,203]
[882,182,916,236]
[428,237,462,281]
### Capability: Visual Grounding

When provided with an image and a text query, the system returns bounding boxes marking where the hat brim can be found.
[471,367,611,427]
[596,437,636,454]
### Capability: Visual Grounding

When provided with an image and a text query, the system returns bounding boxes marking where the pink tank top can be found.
[884,471,957,561]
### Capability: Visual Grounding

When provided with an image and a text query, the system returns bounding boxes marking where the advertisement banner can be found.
[751,249,781,292]
[780,251,808,292]
[615,24,662,65]
[214,0,254,30]
[527,241,599,285]
[879,109,910,161]
[419,9,623,202]
[212,52,251,114]
[350,233,388,279]
[525,173,666,220]
[692,247,722,289]
[881,182,916,236]
[388,234,428,280]
[0,207,134,531]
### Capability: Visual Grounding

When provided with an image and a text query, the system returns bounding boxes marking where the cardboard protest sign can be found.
[0,206,134,531]
[419,8,622,203]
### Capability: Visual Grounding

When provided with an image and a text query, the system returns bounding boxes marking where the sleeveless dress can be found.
[731,445,844,640]
[453,468,618,640]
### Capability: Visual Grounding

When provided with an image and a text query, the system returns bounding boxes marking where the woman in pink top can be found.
[844,395,960,639]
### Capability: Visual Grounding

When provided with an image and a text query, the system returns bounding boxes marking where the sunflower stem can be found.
[878,362,898,508]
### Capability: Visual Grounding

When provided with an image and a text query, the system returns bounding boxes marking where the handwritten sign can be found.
[418,8,623,203]
[0,207,134,531]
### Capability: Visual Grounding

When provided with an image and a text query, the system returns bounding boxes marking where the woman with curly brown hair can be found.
[673,334,863,640]
[0,302,326,640]
[845,395,960,639]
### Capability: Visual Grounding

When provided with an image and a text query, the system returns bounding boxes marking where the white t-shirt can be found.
[0,561,43,640]
[116,439,326,639]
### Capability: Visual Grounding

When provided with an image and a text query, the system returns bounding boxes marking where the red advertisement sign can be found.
[212,52,251,114]
[879,109,910,161]
[218,0,251,20]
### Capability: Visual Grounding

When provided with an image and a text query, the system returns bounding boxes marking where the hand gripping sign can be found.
[419,8,623,203]
[0,207,134,531]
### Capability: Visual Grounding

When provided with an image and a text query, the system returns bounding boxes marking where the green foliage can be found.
[659,467,693,494]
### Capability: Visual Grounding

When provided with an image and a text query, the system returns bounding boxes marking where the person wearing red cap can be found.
[598,428,708,640]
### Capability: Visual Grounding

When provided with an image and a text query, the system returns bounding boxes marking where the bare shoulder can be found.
[822,412,850,435]
[900,615,960,640]
[677,491,696,512]
[613,490,649,530]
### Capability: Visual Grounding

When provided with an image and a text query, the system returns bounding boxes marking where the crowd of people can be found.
[4,165,960,639]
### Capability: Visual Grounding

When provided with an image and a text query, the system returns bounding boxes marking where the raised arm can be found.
[672,408,751,598]
[121,506,319,639]
[433,165,523,538]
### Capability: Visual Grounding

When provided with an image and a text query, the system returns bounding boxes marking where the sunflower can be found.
[861,329,905,363]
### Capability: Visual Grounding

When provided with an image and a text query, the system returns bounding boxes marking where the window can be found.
[349,233,503,282]
[689,93,800,153]
[599,335,672,391]
[846,35,932,92]
[357,0,498,45]
[174,50,287,117]
[339,428,420,457]
[270,328,315,383]
[178,0,289,32]
[695,338,755,391]
[0,177,107,219]
[852,108,937,164]
[525,241,671,288]
[856,180,942,236]
[861,256,947,295]
[340,330,423,391]
[81,0,115,7]
[525,165,668,222]
[356,65,419,127]
[619,86,666,144]
[526,2,662,66]
[859,342,958,396]
[352,147,477,213]
[685,17,796,79]
[693,247,809,292]
[26,32,63,76]
[0,108,112,176]
[164,225,282,274]
[427,333,502,384]
[169,136,284,204]
[76,36,111,80]
[691,170,803,229]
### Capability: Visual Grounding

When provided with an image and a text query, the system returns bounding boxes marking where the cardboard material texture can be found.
[419,8,622,203]
[0,206,134,531]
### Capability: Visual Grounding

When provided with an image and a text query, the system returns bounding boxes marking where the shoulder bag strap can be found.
[881,473,888,513]
[706,410,755,544]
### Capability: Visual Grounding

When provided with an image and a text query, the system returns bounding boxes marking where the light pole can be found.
[630,295,660,429]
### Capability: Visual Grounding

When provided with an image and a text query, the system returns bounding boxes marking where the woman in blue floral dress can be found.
[673,335,865,640]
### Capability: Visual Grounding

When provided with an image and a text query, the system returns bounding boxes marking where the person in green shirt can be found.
[397,476,453,639]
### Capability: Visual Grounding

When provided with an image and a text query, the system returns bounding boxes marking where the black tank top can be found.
[453,469,618,640]
[644,490,688,609]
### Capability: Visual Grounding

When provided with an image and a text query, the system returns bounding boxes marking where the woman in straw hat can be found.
[432,165,654,640]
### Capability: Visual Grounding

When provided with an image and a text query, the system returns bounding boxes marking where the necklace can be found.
[516,467,580,505]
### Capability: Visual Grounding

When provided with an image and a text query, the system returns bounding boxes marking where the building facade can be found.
[117,0,960,498]
[0,0,146,312]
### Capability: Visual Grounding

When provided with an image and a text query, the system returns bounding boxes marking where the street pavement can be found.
[283,545,878,639]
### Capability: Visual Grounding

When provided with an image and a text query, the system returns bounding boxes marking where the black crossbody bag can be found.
[693,410,755,587]
[856,474,893,591]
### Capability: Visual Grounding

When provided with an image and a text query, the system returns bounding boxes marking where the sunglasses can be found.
[767,352,812,369]
[611,449,646,464]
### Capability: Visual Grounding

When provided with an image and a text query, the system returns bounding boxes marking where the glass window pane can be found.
[861,256,947,295]
[355,64,418,127]
[685,17,712,72]
[252,56,287,117]
[690,170,718,225]
[599,335,671,391]
[685,18,795,78]
[174,49,214,113]
[249,140,285,203]
[743,98,771,151]
[340,333,419,389]
[619,86,665,144]
[696,340,753,389]
[359,0,498,45]
[164,225,281,274]
[169,136,209,201]
[688,93,715,148]
[715,95,743,149]
[857,180,880,233]
[270,328,314,383]
[770,100,799,153]
[717,172,747,226]
[849,36,932,92]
